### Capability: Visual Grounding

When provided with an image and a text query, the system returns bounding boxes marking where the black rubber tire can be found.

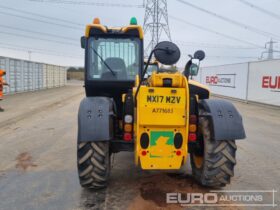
[190,114,237,187]
[77,142,110,189]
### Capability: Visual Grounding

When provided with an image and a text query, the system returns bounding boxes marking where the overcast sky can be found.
[0,0,280,67]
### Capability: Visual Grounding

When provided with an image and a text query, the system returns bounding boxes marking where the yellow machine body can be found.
[134,72,189,169]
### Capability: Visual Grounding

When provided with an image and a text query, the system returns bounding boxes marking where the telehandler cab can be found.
[77,17,246,189]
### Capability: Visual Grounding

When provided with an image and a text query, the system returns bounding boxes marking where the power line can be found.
[205,57,259,60]
[0,45,83,59]
[0,24,77,41]
[169,15,264,48]
[207,55,258,59]
[28,0,144,8]
[0,4,84,26]
[146,38,263,49]
[0,31,78,46]
[238,0,280,20]
[175,0,280,40]
[0,11,83,30]
[181,54,259,59]
[0,42,82,57]
[174,40,261,50]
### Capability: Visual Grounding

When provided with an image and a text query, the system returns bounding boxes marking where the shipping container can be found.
[59,66,66,86]
[43,64,47,89]
[0,56,67,95]
[0,57,9,94]
[247,59,280,106]
[47,64,54,88]
[194,59,280,106]
[197,63,249,100]
[54,65,60,87]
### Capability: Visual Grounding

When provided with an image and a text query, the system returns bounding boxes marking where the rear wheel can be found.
[77,141,110,189]
[190,114,237,187]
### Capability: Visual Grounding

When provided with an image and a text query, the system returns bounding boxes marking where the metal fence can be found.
[0,56,67,95]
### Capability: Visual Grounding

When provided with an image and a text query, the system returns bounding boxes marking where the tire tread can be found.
[77,141,110,189]
[191,113,237,188]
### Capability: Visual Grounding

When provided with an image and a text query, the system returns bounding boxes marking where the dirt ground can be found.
[0,81,279,210]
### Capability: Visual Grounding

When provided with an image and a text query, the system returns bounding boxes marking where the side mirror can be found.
[154,41,180,65]
[189,63,199,76]
[194,50,205,61]
[81,36,86,49]
[136,41,180,99]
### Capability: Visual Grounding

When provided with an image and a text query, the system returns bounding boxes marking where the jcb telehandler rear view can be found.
[77,17,246,189]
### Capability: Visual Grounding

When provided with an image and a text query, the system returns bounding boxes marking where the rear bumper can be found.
[140,153,185,170]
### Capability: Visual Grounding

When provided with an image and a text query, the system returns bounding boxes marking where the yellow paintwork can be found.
[138,86,186,126]
[149,71,185,88]
[85,23,143,39]
[150,136,171,156]
[134,72,189,169]
[189,79,211,96]
[121,25,144,39]
[85,24,107,37]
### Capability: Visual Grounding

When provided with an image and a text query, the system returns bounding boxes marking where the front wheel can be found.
[190,115,237,187]
[77,141,110,189]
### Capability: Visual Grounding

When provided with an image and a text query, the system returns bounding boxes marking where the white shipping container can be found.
[0,57,9,94]
[47,64,54,88]
[23,61,28,91]
[1,56,67,95]
[23,61,34,91]
[198,63,249,100]
[54,66,60,87]
[59,67,65,86]
[43,64,47,89]
[247,59,280,106]
[33,63,39,90]
[8,59,20,93]
[39,63,44,89]
[33,63,43,90]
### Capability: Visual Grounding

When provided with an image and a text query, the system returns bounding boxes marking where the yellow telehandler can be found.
[77,17,246,189]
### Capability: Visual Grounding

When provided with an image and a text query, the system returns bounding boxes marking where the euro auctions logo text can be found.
[205,74,236,88]
[262,76,280,91]
[166,190,278,207]
[166,192,263,205]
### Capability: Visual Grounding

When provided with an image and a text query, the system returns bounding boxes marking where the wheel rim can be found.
[193,154,203,169]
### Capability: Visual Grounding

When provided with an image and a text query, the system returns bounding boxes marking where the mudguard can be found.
[199,99,246,140]
[78,97,114,142]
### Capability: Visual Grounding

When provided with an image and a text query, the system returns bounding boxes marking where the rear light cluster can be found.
[188,115,197,142]
[123,91,134,142]
[123,114,133,141]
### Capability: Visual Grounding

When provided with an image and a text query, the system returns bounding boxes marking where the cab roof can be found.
[85,18,143,39]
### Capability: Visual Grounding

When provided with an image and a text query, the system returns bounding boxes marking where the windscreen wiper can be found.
[91,47,116,77]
